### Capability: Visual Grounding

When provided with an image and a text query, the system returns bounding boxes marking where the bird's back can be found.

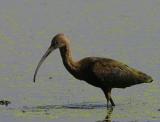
[77,57,153,88]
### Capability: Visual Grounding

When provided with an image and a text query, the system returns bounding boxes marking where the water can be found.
[0,0,160,121]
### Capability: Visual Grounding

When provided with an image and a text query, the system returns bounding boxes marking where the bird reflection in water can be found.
[97,107,113,122]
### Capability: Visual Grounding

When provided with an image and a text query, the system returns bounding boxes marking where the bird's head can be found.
[33,33,69,82]
[51,33,70,49]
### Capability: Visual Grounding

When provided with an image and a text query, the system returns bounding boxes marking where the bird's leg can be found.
[106,96,110,108]
[102,88,110,108]
[102,88,115,108]
[108,89,115,107]
[110,97,115,107]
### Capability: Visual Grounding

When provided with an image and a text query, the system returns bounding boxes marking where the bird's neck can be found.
[59,44,79,75]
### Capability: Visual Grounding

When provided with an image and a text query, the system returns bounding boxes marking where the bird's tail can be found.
[135,71,153,84]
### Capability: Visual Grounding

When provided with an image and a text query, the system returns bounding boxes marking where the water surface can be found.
[0,0,160,122]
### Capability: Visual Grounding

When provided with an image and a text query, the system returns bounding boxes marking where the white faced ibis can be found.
[33,33,153,108]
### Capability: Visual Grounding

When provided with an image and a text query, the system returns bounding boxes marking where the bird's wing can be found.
[92,59,137,88]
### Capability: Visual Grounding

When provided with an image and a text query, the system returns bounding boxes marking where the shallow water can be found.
[0,0,160,122]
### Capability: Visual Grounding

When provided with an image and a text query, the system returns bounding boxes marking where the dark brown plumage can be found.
[33,33,153,108]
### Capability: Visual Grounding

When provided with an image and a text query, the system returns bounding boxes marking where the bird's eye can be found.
[55,41,58,45]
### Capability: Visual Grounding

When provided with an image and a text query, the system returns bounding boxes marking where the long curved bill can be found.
[33,46,55,82]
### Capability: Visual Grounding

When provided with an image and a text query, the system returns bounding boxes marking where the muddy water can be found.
[0,0,160,122]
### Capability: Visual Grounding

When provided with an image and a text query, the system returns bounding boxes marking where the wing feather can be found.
[92,59,138,88]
